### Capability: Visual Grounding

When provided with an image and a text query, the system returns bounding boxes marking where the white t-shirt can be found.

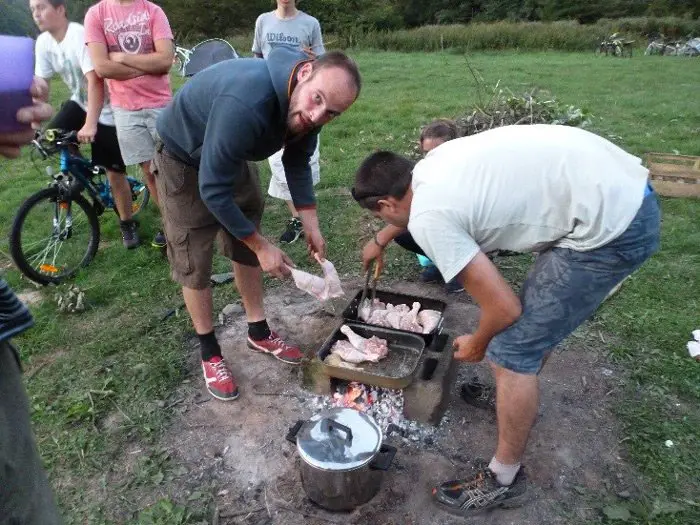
[252,10,324,59]
[408,124,650,283]
[35,22,114,126]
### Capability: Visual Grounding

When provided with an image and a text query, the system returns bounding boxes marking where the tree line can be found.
[2,0,698,39]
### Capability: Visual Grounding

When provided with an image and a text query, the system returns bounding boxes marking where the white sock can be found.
[488,457,521,486]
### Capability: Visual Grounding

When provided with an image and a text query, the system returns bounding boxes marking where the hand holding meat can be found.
[453,334,487,362]
[252,238,294,278]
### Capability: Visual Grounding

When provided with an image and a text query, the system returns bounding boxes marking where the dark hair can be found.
[351,151,414,211]
[312,51,362,97]
[47,0,66,8]
[420,118,458,145]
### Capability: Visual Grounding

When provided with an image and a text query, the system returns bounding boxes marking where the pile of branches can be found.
[455,81,592,137]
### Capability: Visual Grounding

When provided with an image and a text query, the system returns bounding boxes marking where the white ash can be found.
[305,382,438,444]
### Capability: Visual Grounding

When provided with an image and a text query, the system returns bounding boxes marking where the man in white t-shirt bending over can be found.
[30,0,137,249]
[352,124,660,516]
[253,0,325,244]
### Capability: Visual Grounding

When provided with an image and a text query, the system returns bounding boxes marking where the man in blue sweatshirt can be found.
[154,46,361,401]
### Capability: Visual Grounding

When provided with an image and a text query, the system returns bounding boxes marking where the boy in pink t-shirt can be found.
[84,0,174,248]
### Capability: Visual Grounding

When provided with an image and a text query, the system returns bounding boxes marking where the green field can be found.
[0,51,698,523]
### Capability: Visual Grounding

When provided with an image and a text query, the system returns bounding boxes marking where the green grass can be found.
[0,51,699,523]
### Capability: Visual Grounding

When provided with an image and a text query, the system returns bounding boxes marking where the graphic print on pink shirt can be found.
[84,0,173,110]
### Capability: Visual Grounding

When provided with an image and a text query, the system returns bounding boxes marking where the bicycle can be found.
[9,129,150,285]
[172,38,239,77]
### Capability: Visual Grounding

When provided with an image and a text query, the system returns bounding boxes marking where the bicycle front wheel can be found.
[9,187,100,285]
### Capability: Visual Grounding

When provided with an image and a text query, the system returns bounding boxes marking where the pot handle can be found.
[285,420,305,444]
[369,444,397,471]
[322,418,353,443]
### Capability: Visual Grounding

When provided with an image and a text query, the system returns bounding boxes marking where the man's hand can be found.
[453,334,487,362]
[1,78,53,158]
[304,225,326,260]
[297,208,325,259]
[361,238,384,274]
[77,123,97,144]
[251,237,294,278]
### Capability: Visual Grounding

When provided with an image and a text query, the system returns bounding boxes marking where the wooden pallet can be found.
[646,153,700,198]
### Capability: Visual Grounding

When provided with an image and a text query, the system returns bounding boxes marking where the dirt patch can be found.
[120,279,634,523]
[17,289,44,307]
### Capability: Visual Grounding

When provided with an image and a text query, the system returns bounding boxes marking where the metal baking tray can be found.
[341,289,448,344]
[317,321,426,389]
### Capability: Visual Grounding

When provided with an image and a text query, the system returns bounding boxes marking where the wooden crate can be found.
[646,152,700,198]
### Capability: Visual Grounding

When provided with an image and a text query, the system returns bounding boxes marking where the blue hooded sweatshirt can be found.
[156,46,318,240]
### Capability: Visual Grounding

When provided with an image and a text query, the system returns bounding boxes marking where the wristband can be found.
[373,233,386,249]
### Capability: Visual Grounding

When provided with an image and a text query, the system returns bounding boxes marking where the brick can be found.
[402,333,456,425]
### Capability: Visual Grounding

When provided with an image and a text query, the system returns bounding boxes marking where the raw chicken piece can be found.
[367,308,391,327]
[418,309,441,334]
[330,340,368,364]
[290,255,345,301]
[339,325,389,361]
[358,298,385,322]
[399,302,422,332]
[324,353,364,370]
[385,310,403,329]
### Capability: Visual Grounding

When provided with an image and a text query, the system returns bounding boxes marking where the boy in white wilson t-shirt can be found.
[252,0,325,245]
[30,0,138,249]
[352,124,660,515]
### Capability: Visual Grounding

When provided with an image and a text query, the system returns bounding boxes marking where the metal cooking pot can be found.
[286,407,397,511]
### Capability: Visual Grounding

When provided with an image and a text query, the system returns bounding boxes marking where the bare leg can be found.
[491,362,539,464]
[108,170,133,220]
[233,262,265,322]
[182,286,213,334]
[141,161,160,207]
[285,200,298,218]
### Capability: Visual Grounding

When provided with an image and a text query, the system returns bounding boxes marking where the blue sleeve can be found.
[281,132,318,210]
[198,96,262,239]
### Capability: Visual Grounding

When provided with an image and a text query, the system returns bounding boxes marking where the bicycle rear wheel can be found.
[9,187,100,285]
[127,165,150,216]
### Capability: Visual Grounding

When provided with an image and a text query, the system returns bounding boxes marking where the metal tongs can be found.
[358,260,381,320]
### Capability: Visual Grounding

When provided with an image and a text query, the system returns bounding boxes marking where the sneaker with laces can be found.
[279,217,303,244]
[247,331,304,365]
[151,230,166,249]
[120,220,140,249]
[432,466,527,516]
[201,356,239,401]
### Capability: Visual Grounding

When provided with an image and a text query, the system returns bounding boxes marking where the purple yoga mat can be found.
[0,35,36,133]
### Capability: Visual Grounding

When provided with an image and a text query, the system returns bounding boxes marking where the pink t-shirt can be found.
[84,0,173,110]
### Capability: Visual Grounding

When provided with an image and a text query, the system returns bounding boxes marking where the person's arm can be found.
[77,71,103,144]
[452,253,522,361]
[87,42,144,80]
[109,39,174,75]
[310,19,325,55]
[281,134,326,256]
[251,15,264,58]
[361,224,406,273]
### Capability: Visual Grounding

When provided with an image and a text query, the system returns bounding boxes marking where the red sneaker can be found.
[201,357,239,401]
[247,331,305,365]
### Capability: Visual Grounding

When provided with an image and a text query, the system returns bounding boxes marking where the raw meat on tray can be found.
[358,298,441,334]
[327,325,389,364]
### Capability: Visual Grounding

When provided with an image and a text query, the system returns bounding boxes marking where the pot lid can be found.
[296,408,382,471]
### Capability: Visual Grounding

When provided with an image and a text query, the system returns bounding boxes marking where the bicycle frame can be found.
[33,131,114,215]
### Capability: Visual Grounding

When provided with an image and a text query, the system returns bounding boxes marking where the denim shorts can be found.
[486,191,661,374]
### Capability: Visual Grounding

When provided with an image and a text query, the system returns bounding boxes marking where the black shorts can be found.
[48,100,126,173]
